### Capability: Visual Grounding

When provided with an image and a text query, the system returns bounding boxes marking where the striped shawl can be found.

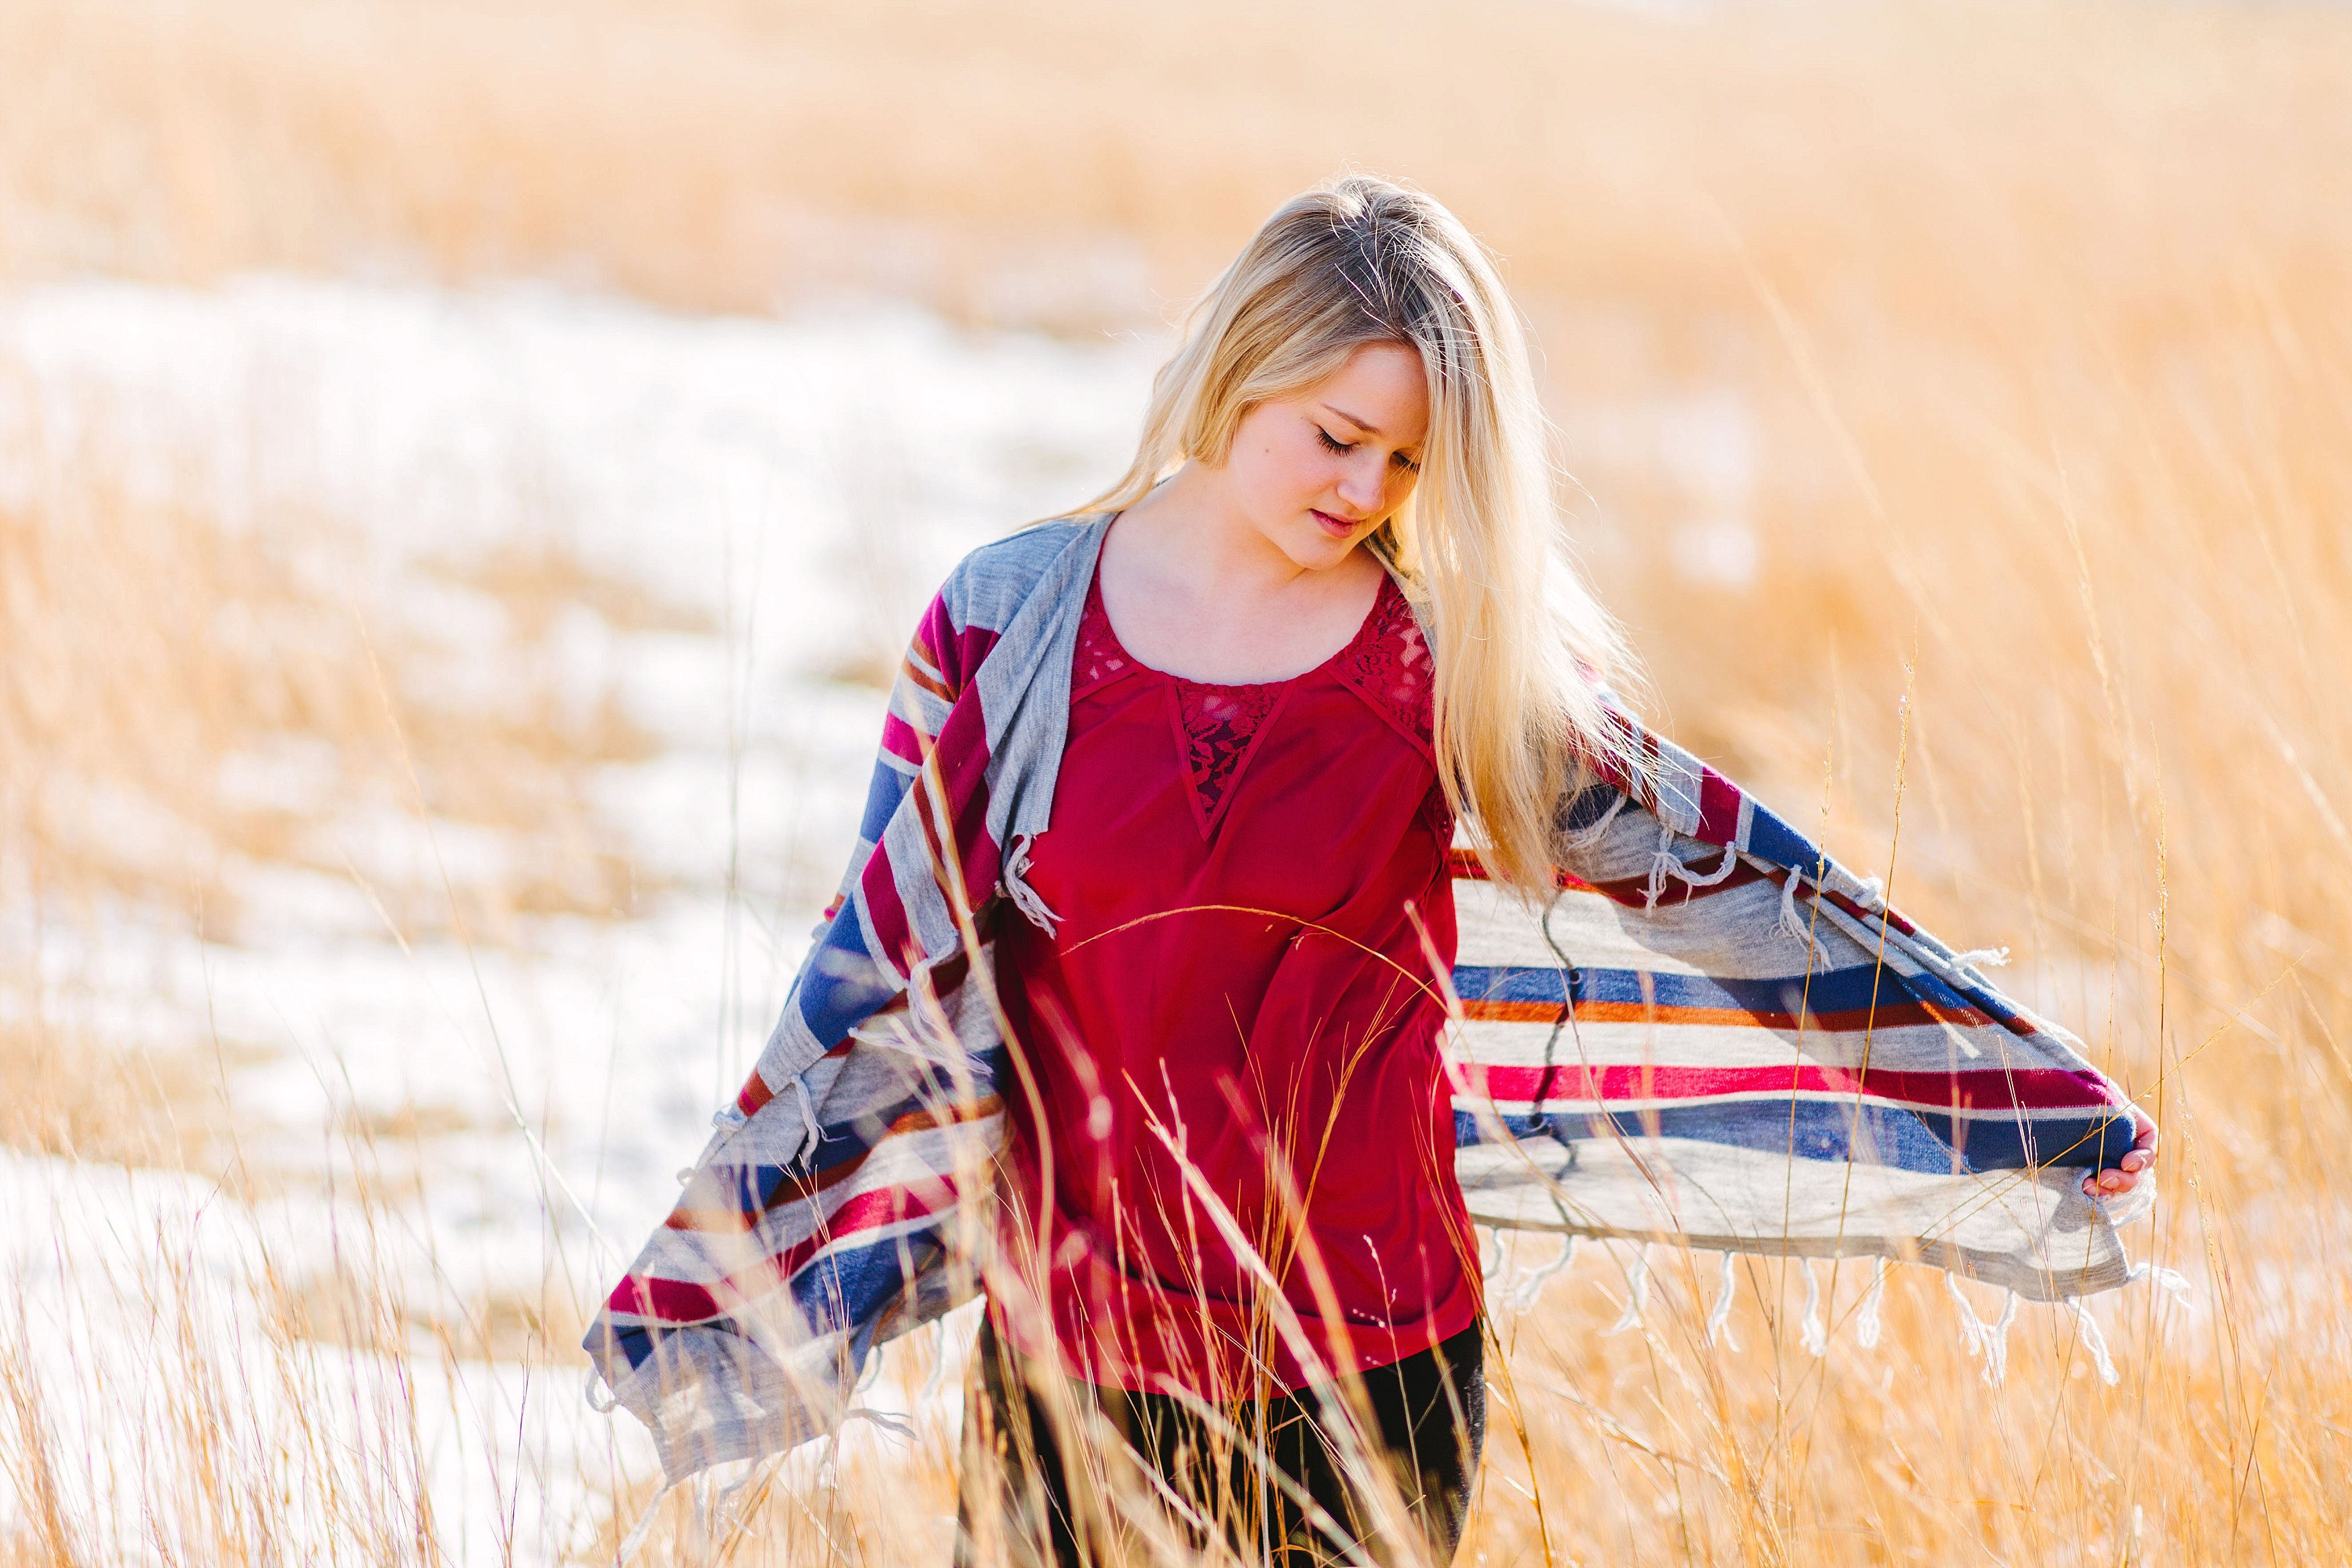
[584,514,2155,1482]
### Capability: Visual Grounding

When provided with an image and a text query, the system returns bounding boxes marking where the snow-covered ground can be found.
[0,277,1163,1562]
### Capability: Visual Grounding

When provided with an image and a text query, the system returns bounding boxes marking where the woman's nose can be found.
[1337,458,1386,513]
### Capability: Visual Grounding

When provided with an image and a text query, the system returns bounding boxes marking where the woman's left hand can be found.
[2081,1113,2158,1199]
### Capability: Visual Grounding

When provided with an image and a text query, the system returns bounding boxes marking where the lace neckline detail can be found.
[1072,572,1413,693]
[1072,571,1429,834]
[1332,574,1434,750]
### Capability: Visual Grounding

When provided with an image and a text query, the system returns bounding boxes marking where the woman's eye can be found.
[1316,428,1354,455]
[1392,451,1422,474]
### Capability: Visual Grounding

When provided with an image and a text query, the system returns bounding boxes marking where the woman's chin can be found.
[1272,527,1366,573]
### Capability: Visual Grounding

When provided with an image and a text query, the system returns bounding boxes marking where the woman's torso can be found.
[990,564,1478,1396]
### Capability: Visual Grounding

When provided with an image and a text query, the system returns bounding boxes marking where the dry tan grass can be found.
[3,0,2350,1561]
[0,1014,285,1174]
[0,388,669,937]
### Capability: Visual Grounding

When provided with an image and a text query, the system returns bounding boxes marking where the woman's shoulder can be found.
[933,513,1111,629]
[1327,571,1436,752]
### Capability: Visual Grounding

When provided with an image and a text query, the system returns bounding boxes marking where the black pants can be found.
[954,1318,1484,1567]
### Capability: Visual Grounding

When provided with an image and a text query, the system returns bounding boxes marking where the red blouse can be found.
[990,566,1478,1396]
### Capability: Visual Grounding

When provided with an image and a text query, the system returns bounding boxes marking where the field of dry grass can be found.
[5,0,2351,1561]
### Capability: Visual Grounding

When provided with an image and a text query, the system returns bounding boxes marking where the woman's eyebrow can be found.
[1320,402,1383,437]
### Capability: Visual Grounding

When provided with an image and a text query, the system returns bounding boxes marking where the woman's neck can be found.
[1095,465,1384,685]
[1116,464,1317,599]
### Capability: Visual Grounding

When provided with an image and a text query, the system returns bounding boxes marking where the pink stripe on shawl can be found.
[860,593,1012,973]
[1462,1061,2119,1113]
[606,1182,958,1326]
[1695,765,1744,845]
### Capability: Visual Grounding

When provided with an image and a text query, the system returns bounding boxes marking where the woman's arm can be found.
[730,577,996,1122]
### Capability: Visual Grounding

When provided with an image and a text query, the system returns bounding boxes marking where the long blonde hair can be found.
[1084,173,1638,891]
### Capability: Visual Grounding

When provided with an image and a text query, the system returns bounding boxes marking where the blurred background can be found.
[3,1,2349,1562]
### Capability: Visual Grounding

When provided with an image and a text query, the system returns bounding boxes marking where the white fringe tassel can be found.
[1857,1257,1888,1349]
[1003,832,1062,934]
[2128,1260,2196,1312]
[1798,1260,1827,1358]
[919,1318,950,1405]
[1510,1233,1579,1311]
[1778,868,1832,966]
[840,1407,919,1443]
[1559,789,1628,851]
[1704,1250,1741,1349]
[2070,1298,2121,1386]
[585,1363,620,1414]
[1646,828,1742,911]
[791,1074,824,1168]
[2038,1257,2196,1391]
[1606,1244,1653,1335]
[1951,946,2012,970]
[1945,1274,2020,1387]
[615,1483,671,1565]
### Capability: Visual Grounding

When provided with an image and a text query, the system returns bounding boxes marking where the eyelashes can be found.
[1316,427,1423,474]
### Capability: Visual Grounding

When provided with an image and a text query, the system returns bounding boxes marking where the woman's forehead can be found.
[1309,343,1429,442]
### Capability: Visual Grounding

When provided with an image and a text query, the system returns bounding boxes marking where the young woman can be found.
[954,177,1597,1566]
[584,173,2158,1567]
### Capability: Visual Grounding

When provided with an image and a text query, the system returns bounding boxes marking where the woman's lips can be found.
[1310,509,1363,538]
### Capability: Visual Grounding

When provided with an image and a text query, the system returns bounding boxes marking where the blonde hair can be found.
[1085,173,1638,891]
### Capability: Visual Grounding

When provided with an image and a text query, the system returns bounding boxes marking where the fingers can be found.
[2081,1113,2162,1194]
[2081,1162,2149,1197]
[2116,1119,2158,1178]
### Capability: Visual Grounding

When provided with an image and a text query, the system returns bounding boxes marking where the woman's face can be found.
[1217,341,1429,572]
